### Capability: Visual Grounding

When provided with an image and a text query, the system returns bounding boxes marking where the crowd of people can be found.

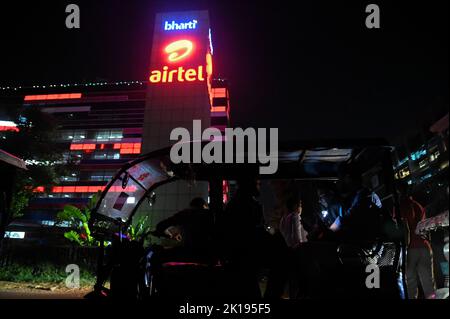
[151,172,439,299]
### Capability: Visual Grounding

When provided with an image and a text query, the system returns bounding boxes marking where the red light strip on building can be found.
[0,126,19,132]
[113,143,141,154]
[211,106,226,112]
[0,121,19,132]
[24,93,82,101]
[69,142,142,154]
[70,143,96,151]
[34,185,138,193]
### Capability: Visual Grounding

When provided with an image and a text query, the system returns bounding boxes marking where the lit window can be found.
[411,149,427,161]
[434,151,440,159]
[73,131,87,141]
[57,221,71,228]
[114,142,141,154]
[96,130,110,140]
[107,152,120,160]
[110,130,123,139]
[42,220,55,226]
[4,231,25,239]
[93,152,107,160]
[399,167,410,178]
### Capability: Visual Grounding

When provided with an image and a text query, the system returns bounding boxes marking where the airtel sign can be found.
[149,65,205,83]
[149,39,211,84]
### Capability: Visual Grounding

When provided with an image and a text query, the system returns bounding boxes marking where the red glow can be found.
[70,143,141,154]
[42,185,138,193]
[70,143,96,151]
[206,53,213,78]
[110,186,138,192]
[211,106,226,112]
[164,40,194,63]
[212,88,226,98]
[222,180,229,203]
[0,126,19,132]
[24,93,82,101]
[88,186,104,193]
[114,142,141,154]
[149,66,205,83]
[74,186,89,193]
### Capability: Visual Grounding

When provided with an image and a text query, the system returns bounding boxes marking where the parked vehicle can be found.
[88,139,407,299]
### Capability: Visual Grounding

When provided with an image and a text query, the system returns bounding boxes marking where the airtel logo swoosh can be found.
[164,40,194,62]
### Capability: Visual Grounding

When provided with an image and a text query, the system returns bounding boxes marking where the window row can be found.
[57,129,123,141]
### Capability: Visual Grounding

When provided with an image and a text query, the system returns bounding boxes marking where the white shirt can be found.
[294,213,309,244]
[280,212,308,248]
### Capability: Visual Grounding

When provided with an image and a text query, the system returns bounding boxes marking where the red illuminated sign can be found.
[165,39,193,62]
[149,38,212,84]
[149,66,205,83]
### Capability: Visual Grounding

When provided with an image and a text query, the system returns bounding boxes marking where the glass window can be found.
[110,130,123,139]
[90,175,105,181]
[93,152,108,160]
[73,131,86,141]
[88,170,116,181]
[96,130,110,140]
[94,130,123,141]
[61,175,78,182]
[59,131,74,140]
[42,220,55,226]
[399,167,410,178]
[107,151,120,160]
[419,159,428,168]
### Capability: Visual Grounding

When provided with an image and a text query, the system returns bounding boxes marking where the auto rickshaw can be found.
[87,139,408,299]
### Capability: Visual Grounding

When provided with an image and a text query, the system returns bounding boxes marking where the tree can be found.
[0,103,68,235]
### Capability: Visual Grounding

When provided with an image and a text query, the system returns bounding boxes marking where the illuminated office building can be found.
[0,10,230,231]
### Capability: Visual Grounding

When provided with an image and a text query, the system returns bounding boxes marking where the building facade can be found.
[0,10,231,237]
[1,82,147,230]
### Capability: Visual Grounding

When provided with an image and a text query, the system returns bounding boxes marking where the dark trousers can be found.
[263,232,290,298]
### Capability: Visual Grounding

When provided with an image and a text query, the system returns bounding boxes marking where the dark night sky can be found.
[0,0,448,142]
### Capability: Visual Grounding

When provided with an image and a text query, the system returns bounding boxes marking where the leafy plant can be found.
[126,215,150,242]
[57,192,151,246]
[57,193,99,246]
